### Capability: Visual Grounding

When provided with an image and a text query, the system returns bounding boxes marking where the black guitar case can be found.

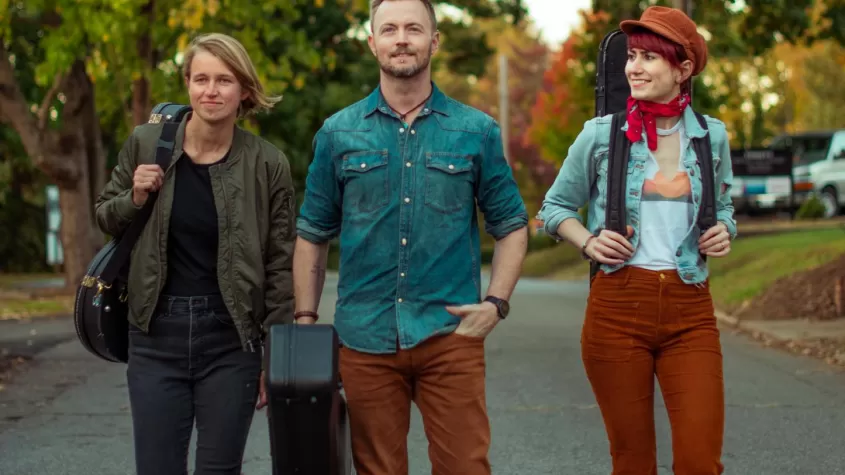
[590,29,716,281]
[73,102,191,363]
[265,323,352,475]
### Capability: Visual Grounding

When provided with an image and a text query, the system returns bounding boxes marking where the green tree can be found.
[0,0,528,284]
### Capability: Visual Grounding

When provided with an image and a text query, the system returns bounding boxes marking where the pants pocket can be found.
[582,297,640,363]
[211,308,236,327]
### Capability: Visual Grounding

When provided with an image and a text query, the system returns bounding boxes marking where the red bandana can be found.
[625,93,691,151]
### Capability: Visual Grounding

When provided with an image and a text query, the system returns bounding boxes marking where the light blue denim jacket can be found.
[297,84,528,353]
[537,107,737,284]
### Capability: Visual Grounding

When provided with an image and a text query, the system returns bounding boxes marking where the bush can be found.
[795,194,827,220]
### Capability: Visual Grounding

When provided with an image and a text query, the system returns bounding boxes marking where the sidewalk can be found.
[714,309,845,366]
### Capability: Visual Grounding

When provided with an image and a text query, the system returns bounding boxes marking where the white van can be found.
[766,130,845,218]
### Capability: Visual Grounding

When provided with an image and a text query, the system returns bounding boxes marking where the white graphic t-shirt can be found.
[628,120,693,271]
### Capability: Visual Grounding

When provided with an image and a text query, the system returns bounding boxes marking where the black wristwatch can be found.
[484,296,510,319]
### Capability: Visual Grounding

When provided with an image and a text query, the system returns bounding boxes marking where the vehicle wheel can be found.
[820,187,839,218]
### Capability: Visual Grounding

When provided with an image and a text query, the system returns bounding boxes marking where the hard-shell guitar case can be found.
[265,323,352,475]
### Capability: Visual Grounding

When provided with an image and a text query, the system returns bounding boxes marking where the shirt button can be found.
[360,163,367,169]
[410,130,416,135]
[404,197,410,203]
[400,272,406,277]
[398,298,403,303]
[401,238,407,245]
[423,108,429,112]
[399,128,405,133]
[448,164,455,170]
[406,162,412,167]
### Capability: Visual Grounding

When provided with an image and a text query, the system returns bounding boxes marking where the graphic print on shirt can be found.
[627,162,694,271]
[641,170,693,205]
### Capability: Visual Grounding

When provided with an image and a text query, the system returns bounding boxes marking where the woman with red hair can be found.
[538,6,736,474]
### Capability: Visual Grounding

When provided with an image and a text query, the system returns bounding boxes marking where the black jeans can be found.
[127,294,262,475]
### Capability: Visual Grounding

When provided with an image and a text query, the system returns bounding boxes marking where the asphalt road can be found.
[1,275,844,475]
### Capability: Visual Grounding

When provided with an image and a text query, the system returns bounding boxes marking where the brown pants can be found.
[338,332,490,475]
[584,267,725,475]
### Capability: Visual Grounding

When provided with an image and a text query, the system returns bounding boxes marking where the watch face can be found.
[499,300,510,317]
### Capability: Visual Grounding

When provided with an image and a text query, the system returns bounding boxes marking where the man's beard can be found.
[378,45,432,79]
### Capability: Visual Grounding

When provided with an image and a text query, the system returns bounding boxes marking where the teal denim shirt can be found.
[297,84,528,353]
[537,107,737,284]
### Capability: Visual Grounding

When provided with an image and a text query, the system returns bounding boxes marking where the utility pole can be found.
[498,53,510,165]
[672,0,693,15]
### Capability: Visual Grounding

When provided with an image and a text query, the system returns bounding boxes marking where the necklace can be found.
[385,89,433,124]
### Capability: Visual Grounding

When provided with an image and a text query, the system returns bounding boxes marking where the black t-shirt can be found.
[161,150,229,296]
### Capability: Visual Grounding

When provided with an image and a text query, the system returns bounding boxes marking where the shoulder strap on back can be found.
[99,121,180,284]
[605,110,631,235]
[691,112,717,232]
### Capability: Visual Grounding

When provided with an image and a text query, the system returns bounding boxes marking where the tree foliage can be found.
[527,0,844,171]
[437,14,553,214]
[0,0,529,276]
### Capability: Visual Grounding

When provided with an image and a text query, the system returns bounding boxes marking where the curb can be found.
[714,308,845,367]
[714,308,739,328]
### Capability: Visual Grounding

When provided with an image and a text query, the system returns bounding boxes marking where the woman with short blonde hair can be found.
[181,32,281,117]
[96,32,295,474]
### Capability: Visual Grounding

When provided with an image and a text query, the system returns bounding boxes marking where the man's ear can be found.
[431,30,440,54]
[367,33,377,57]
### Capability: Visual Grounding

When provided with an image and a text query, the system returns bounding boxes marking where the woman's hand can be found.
[699,222,731,257]
[584,226,635,265]
[132,164,164,206]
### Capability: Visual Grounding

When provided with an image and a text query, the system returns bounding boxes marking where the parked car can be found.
[732,129,845,218]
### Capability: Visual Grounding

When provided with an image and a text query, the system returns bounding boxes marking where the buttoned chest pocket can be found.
[594,153,641,208]
[424,152,475,214]
[341,151,390,214]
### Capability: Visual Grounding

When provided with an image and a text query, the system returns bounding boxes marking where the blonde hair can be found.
[182,33,281,117]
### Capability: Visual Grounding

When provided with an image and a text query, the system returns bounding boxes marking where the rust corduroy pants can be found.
[583,266,725,475]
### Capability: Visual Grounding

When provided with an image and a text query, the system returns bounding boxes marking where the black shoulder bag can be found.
[73,103,190,363]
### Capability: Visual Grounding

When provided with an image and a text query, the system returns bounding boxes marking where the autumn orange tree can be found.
[528,0,845,171]
[528,10,611,167]
[435,15,554,216]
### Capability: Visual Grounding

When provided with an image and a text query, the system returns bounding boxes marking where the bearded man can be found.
[292,1,529,473]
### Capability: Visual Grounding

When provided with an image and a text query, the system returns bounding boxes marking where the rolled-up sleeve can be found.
[476,120,528,239]
[537,119,597,240]
[715,126,738,240]
[296,127,342,243]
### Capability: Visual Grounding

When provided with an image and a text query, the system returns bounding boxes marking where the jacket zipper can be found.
[150,166,171,328]
[219,171,248,349]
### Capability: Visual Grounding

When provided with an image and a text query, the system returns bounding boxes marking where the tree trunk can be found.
[82,81,107,251]
[0,51,100,288]
[58,180,96,288]
[132,0,155,126]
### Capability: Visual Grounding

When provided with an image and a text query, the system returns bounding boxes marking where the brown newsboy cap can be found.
[620,6,708,76]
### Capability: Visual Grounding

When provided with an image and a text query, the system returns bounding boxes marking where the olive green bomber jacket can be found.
[94,114,296,350]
